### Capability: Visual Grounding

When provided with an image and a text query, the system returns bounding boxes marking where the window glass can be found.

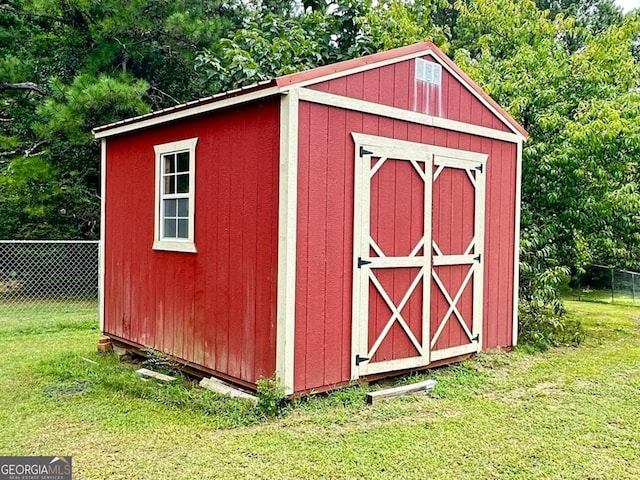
[177,174,189,193]
[164,219,176,238]
[164,199,177,217]
[177,152,189,172]
[177,198,189,217]
[164,154,175,174]
[177,219,188,238]
[160,150,191,239]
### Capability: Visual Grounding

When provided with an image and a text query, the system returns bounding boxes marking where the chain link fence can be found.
[0,241,99,323]
[575,264,640,304]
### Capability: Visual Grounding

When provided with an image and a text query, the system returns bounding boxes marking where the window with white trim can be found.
[153,137,198,253]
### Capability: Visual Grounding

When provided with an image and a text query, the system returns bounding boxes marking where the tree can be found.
[0,0,243,239]
[452,0,640,345]
[194,0,448,91]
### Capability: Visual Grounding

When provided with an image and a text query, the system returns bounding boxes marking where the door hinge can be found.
[472,334,480,343]
[358,257,372,268]
[355,354,369,365]
[359,146,373,157]
[476,164,483,173]
[474,254,481,262]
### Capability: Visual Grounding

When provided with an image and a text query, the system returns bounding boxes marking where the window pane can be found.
[164,199,177,217]
[177,174,189,193]
[164,154,175,174]
[164,219,177,238]
[164,176,175,194]
[177,198,189,217]
[177,219,188,238]
[177,152,189,173]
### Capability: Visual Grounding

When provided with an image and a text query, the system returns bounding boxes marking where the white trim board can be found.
[275,89,299,395]
[93,87,282,139]
[152,137,199,254]
[512,140,524,346]
[279,50,433,91]
[299,88,521,144]
[99,139,106,333]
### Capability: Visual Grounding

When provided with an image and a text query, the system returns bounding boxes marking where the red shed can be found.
[94,42,527,395]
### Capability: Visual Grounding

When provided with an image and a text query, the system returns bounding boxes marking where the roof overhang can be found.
[93,81,280,139]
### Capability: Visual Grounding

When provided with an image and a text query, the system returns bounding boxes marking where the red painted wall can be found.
[104,99,280,386]
[310,54,512,133]
[294,101,517,393]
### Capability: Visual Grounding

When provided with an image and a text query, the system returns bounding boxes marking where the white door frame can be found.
[351,133,487,380]
[351,133,433,379]
[429,153,487,361]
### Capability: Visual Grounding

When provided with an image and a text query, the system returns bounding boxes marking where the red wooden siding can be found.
[309,54,511,133]
[104,99,280,386]
[295,102,516,393]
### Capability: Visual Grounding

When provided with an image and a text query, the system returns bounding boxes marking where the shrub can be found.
[518,226,584,350]
[256,375,286,417]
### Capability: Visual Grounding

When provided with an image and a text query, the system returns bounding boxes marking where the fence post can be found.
[633,273,636,303]
[610,267,615,303]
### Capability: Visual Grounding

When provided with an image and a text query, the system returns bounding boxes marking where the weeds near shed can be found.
[256,375,286,417]
[140,347,184,377]
[37,351,262,428]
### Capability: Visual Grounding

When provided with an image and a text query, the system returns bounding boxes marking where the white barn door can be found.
[351,133,487,380]
[429,152,487,361]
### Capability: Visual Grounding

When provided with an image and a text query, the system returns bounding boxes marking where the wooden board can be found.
[366,379,436,405]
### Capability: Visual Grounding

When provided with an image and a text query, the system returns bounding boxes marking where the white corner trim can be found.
[99,138,106,333]
[299,88,521,144]
[153,137,198,253]
[276,89,299,395]
[512,141,524,346]
[93,87,282,139]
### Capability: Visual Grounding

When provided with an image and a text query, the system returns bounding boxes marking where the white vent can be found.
[415,58,442,86]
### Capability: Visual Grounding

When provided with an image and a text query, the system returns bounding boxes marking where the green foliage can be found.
[451,0,640,345]
[195,0,449,91]
[256,375,286,417]
[196,11,334,92]
[0,0,242,239]
[37,74,150,144]
[357,0,450,53]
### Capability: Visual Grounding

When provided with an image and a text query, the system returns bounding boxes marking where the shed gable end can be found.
[308,54,511,134]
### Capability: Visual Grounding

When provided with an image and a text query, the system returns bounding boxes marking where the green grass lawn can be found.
[0,300,639,479]
[564,287,640,306]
